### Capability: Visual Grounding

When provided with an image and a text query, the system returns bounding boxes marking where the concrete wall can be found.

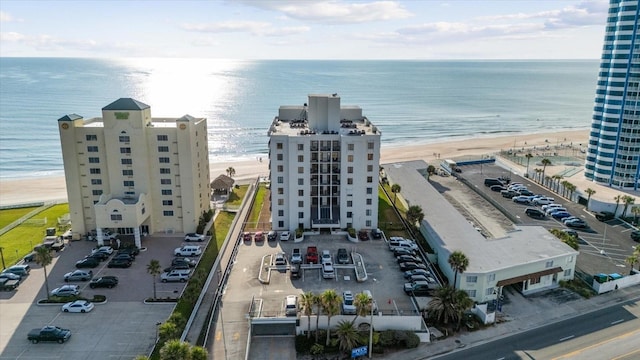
[592,271,640,294]
[297,313,426,334]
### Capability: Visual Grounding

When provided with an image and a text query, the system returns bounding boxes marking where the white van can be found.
[174,245,202,257]
[285,295,298,316]
[322,262,335,279]
[362,290,378,314]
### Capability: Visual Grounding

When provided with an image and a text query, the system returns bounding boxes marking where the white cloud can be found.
[478,0,608,29]
[182,21,309,37]
[0,11,13,22]
[239,0,412,24]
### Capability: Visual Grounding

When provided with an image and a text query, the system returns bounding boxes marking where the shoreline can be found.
[0,129,589,207]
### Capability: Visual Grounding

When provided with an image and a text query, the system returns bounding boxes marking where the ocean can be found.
[0,58,598,180]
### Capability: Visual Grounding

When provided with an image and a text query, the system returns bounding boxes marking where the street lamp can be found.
[369,278,377,359]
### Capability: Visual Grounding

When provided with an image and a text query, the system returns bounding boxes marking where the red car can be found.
[306,246,318,264]
[243,232,252,242]
[254,231,264,242]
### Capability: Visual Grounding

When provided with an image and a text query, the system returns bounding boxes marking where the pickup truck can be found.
[0,278,20,291]
[27,326,71,344]
[306,246,318,264]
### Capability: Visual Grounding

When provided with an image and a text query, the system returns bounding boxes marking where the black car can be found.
[267,231,278,242]
[371,229,383,239]
[172,257,196,267]
[89,276,119,289]
[393,248,417,257]
[396,255,423,264]
[337,248,349,264]
[107,258,132,268]
[399,262,427,271]
[112,253,134,262]
[87,252,109,261]
[75,258,99,269]
[164,264,190,273]
[595,211,615,221]
[117,246,140,257]
[525,208,546,219]
[630,230,640,242]
[490,185,506,192]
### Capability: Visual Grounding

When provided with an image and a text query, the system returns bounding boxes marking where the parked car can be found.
[174,245,202,257]
[595,211,615,221]
[107,258,132,268]
[61,300,94,313]
[254,231,265,242]
[361,290,378,314]
[399,262,427,271]
[396,255,423,264]
[51,285,80,297]
[551,211,572,220]
[89,276,118,289]
[631,230,640,242]
[408,274,431,283]
[404,281,434,296]
[542,204,563,212]
[358,230,369,241]
[371,228,383,239]
[2,265,30,277]
[512,196,531,205]
[546,207,567,215]
[290,264,301,279]
[306,246,319,264]
[164,264,190,273]
[267,230,278,241]
[484,178,504,187]
[565,218,588,228]
[242,232,252,241]
[285,295,298,316]
[490,185,506,192]
[27,326,71,344]
[102,230,119,240]
[322,262,335,279]
[561,216,580,224]
[518,189,534,196]
[75,258,99,269]
[86,252,109,262]
[393,248,417,257]
[64,270,93,282]
[525,208,546,219]
[112,253,135,262]
[341,291,356,315]
[91,246,114,255]
[403,269,431,279]
[501,190,518,198]
[280,231,291,241]
[532,197,554,205]
[117,246,140,257]
[290,248,303,264]
[161,269,191,282]
[0,272,21,281]
[274,252,287,266]
[321,250,332,264]
[184,233,205,242]
[172,257,197,267]
[337,248,349,264]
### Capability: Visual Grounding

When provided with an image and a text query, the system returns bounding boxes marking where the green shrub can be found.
[310,343,324,356]
[404,331,420,348]
[379,330,396,347]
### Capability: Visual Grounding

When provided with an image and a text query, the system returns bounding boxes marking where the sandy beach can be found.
[0,129,589,206]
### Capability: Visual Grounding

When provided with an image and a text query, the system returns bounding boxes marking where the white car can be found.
[61,300,94,313]
[184,233,205,242]
[161,269,192,282]
[102,230,119,240]
[542,204,563,212]
[321,250,332,264]
[274,252,287,266]
[174,245,202,257]
[91,246,114,255]
[280,231,291,241]
[342,291,357,315]
[51,285,80,297]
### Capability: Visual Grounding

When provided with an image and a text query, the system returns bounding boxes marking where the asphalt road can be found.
[432,296,640,360]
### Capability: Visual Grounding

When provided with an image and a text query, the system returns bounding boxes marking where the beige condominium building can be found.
[268,94,381,232]
[58,98,210,247]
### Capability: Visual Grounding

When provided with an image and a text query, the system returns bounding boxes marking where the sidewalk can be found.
[394,285,640,359]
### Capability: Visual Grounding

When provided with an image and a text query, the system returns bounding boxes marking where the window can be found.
[347,200,352,207]
[91,179,102,185]
[298,201,304,207]
[564,269,572,277]
[298,212,304,219]
[162,200,173,206]
[530,277,541,285]
[90,168,101,174]
[348,144,354,151]
[277,176,284,184]
[161,189,172,195]
[488,274,495,281]
[545,261,554,268]
[122,169,133,176]
[367,176,373,183]
[278,199,284,205]
[120,147,131,154]
[368,142,374,149]
[124,181,134,187]
[366,199,372,205]
[298,178,304,186]
[298,189,304,196]
[277,165,284,172]
[157,135,168,141]
[86,134,97,141]
[278,210,284,216]
[277,142,283,149]
[348,155,354,162]
[366,187,372,194]
[348,167,353,174]
[298,155,304,162]
[278,188,284,195]
[366,209,371,216]
[163,211,174,216]
[88,157,100,163]
[278,221,284,228]
[159,157,170,163]
[87,146,98,152]
[467,290,477,297]
[485,288,494,296]
[158,146,169,152]
[298,144,304,151]
[119,135,130,143]
[160,168,171,174]
[277,154,283,161]
[567,256,574,263]
[367,153,374,160]
[366,220,371,227]
[466,276,478,283]
[111,214,123,221]
[161,179,171,185]
[347,178,353,185]
[121,158,132,165]
[367,165,373,172]
[298,167,304,174]
[347,212,352,218]
[92,189,103,196]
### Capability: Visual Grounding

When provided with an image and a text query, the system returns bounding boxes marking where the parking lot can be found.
[453,162,639,276]
[0,234,203,359]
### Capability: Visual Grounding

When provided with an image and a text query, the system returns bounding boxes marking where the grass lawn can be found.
[0,204,69,266]
[378,186,410,239]
[247,184,267,225]
[226,185,248,207]
[0,206,39,229]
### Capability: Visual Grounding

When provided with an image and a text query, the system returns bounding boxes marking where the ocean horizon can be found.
[0,58,598,180]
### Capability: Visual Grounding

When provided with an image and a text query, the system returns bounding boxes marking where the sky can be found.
[0,0,610,59]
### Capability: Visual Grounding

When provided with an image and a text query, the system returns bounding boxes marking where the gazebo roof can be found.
[210,174,235,190]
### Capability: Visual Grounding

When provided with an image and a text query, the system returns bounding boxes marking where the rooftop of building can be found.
[383,160,578,274]
[268,115,379,137]
[102,98,150,111]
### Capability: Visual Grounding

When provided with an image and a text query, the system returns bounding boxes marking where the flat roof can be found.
[383,160,577,274]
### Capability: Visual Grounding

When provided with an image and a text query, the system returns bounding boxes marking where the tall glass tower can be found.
[585,0,640,190]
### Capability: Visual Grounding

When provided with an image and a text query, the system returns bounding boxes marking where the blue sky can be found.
[0,0,609,59]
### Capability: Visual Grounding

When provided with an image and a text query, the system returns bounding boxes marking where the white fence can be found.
[297,314,429,341]
[592,270,640,294]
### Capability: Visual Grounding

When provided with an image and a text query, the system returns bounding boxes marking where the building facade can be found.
[58,98,210,247]
[585,0,640,190]
[267,94,381,232]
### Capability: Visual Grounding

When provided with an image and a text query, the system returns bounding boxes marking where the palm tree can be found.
[544,176,552,188]
[560,180,569,197]
[552,175,563,193]
[300,291,316,339]
[35,246,52,299]
[353,292,373,324]
[540,158,552,184]
[320,289,342,346]
[335,320,360,354]
[448,251,469,287]
[534,168,543,183]
[631,206,640,225]
[147,259,162,300]
[226,166,236,178]
[584,188,596,210]
[406,205,425,226]
[614,195,623,216]
[426,285,472,328]
[525,153,533,177]
[566,183,576,200]
[621,195,636,218]
[625,253,639,275]
[315,294,322,343]
[391,184,401,205]
[426,165,436,180]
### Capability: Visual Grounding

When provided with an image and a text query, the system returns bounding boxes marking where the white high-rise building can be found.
[268,94,381,232]
[585,0,640,190]
[58,98,211,247]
